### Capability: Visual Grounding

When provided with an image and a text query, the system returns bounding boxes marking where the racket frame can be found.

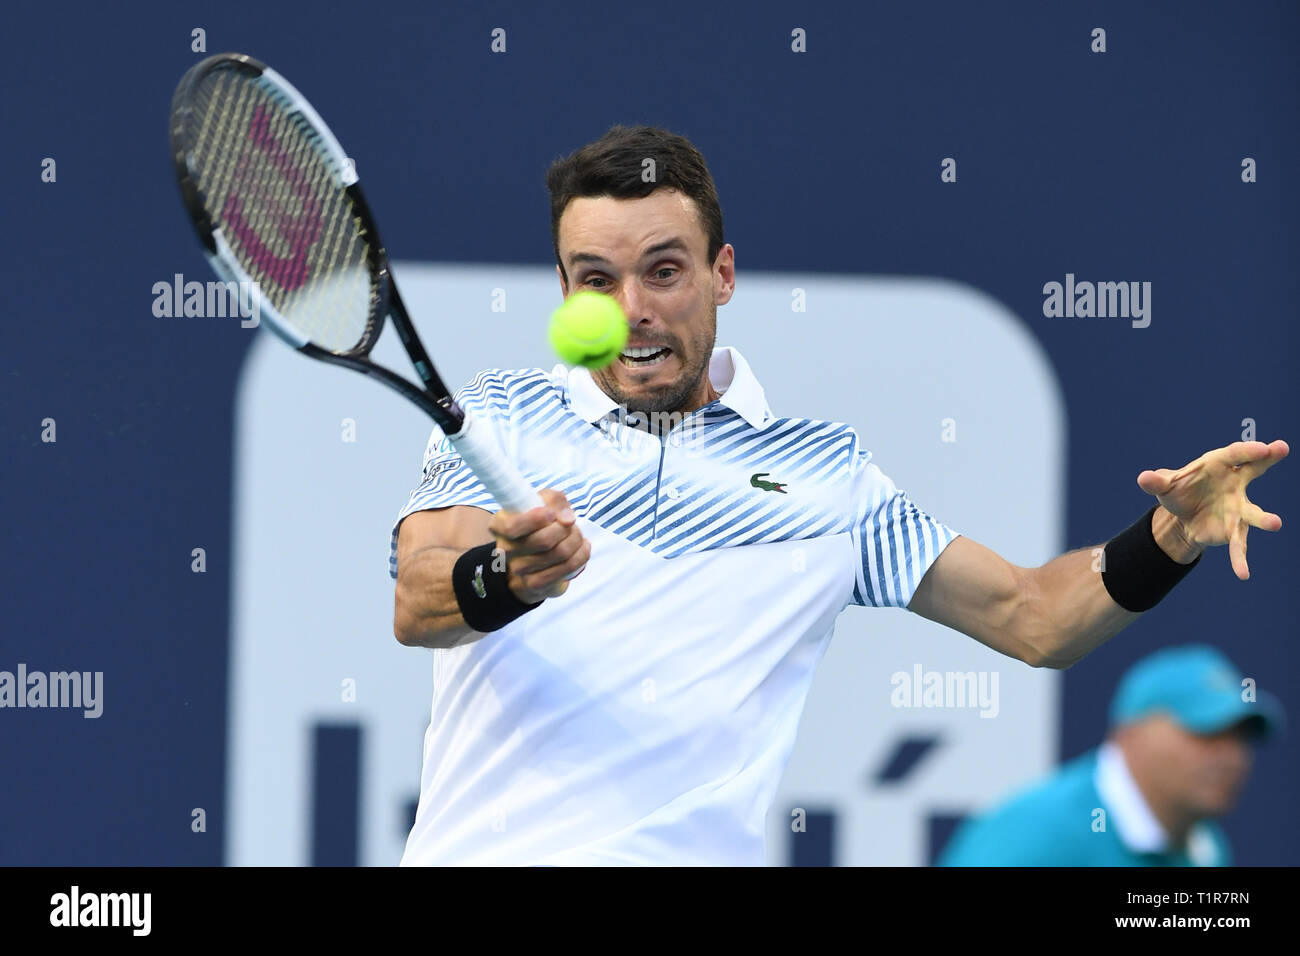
[170,52,544,512]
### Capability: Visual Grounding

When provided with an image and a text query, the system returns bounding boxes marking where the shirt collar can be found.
[562,346,772,429]
[1094,742,1222,864]
[1094,741,1169,854]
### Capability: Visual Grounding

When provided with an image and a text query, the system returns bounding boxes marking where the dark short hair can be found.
[545,125,724,284]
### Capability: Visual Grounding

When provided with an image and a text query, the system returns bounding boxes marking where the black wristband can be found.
[452,543,542,632]
[1101,506,1201,612]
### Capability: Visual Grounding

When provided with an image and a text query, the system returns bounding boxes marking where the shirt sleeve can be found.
[847,449,960,609]
[387,425,498,580]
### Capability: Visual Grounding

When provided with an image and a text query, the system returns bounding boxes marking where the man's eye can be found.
[654,268,677,280]
[586,277,608,288]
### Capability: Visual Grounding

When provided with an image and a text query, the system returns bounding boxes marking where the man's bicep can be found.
[907,535,1042,667]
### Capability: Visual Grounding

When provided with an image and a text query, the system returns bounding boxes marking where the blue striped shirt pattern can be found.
[389,357,958,610]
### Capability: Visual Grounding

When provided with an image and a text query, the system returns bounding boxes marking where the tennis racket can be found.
[169,52,543,513]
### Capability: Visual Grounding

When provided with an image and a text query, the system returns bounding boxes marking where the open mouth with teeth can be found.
[619,345,673,368]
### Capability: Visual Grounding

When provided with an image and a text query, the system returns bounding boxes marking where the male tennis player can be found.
[389,125,1287,866]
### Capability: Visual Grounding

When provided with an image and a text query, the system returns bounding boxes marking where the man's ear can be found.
[713,243,736,306]
[556,264,568,298]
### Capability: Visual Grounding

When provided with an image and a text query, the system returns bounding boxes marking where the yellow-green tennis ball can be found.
[549,291,629,369]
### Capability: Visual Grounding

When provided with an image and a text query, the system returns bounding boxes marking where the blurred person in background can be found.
[938,645,1283,866]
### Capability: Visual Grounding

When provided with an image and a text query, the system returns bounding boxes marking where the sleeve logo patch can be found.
[424,459,458,481]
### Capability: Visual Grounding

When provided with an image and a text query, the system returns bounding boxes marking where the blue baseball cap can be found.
[1109,645,1284,741]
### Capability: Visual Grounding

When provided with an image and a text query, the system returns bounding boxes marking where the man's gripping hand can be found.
[488,489,592,604]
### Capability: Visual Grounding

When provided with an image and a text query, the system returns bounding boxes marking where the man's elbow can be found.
[393,584,435,648]
[1026,650,1078,670]
[393,601,422,647]
[393,588,467,650]
[393,611,448,649]
[1022,633,1081,670]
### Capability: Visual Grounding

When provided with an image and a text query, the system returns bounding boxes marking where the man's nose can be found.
[616,283,648,324]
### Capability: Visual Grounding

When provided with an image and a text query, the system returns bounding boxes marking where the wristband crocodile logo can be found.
[750,472,788,493]
[472,564,487,599]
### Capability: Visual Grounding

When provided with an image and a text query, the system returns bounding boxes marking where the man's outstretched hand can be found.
[1138,440,1288,580]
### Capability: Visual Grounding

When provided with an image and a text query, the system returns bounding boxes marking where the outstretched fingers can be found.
[1137,467,1178,495]
[1228,439,1289,476]
[1242,499,1283,532]
[1228,519,1250,580]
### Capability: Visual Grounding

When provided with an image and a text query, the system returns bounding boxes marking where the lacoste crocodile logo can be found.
[750,472,788,493]
[472,564,487,598]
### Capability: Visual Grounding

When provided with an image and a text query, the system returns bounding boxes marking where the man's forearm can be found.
[394,547,482,649]
[1028,506,1202,668]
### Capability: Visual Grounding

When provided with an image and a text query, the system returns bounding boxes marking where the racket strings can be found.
[180,67,378,353]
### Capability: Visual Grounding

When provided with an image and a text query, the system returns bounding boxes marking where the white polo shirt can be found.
[389,346,960,866]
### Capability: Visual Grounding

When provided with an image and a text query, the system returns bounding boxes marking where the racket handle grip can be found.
[449,413,545,514]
